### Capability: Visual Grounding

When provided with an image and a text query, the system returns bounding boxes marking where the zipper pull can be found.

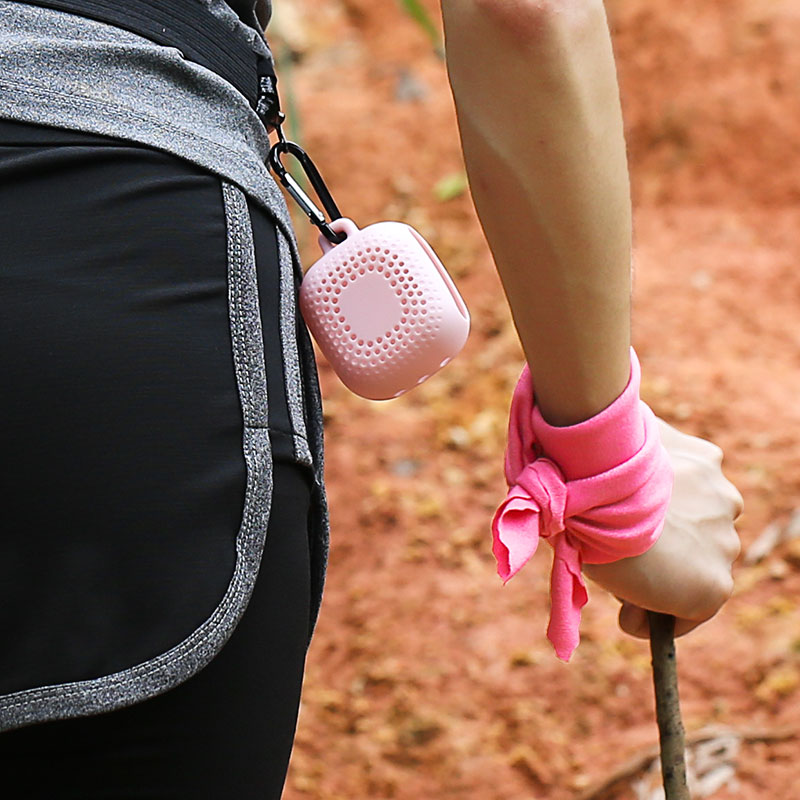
[255,57,283,132]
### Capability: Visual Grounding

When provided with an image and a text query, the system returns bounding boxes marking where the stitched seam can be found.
[223,181,269,428]
[225,183,254,419]
[275,227,311,461]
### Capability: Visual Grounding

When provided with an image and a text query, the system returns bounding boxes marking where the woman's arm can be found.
[439,0,632,426]
[439,0,741,634]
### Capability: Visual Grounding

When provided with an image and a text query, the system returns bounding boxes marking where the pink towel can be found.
[491,348,673,661]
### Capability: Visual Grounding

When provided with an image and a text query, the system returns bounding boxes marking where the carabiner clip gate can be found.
[267,120,348,246]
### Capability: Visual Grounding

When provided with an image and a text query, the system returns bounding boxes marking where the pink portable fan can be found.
[267,129,470,400]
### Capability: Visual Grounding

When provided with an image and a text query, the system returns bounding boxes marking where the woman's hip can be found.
[0,120,311,726]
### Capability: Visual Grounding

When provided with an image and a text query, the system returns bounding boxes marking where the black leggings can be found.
[0,460,312,800]
[0,118,312,798]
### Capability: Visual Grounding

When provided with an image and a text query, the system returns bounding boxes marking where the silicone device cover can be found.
[299,217,470,399]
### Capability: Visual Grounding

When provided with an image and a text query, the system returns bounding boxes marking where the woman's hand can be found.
[583,418,743,638]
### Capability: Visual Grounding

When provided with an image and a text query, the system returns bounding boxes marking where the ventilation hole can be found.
[316,287,322,294]
[379,256,385,263]
[344,324,351,332]
[333,307,341,314]
[357,251,363,256]
[421,299,427,305]
[366,247,371,252]
[402,268,409,274]
[350,333,357,340]
[390,280,397,286]
[334,288,342,296]
[358,268,365,275]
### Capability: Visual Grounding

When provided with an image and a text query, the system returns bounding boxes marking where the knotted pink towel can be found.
[491,348,673,661]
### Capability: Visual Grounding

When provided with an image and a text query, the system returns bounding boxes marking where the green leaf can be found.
[433,171,468,202]
[397,0,444,57]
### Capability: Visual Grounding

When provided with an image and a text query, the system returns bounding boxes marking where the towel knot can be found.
[491,349,673,661]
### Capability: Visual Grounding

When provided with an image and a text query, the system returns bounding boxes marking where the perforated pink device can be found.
[300,217,470,400]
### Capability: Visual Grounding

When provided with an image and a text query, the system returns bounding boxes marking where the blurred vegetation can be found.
[396,0,445,59]
[433,171,469,202]
[272,40,312,253]
[269,0,449,247]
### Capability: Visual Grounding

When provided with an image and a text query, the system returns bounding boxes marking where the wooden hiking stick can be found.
[648,611,690,800]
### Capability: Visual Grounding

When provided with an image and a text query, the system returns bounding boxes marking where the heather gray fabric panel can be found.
[0,0,328,730]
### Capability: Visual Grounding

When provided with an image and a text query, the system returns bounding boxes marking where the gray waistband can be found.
[0,2,279,228]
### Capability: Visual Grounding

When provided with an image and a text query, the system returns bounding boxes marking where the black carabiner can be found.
[267,123,347,246]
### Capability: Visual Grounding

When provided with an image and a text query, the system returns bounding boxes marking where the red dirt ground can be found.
[268,1,800,797]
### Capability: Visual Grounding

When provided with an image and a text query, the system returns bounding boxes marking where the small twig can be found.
[648,612,690,800]
[575,725,797,800]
